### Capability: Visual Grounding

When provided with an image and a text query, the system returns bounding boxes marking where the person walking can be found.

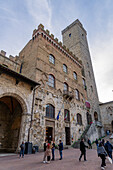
[51,140,55,160]
[95,138,99,147]
[58,139,63,160]
[88,138,92,149]
[104,140,113,159]
[43,139,48,163]
[101,139,105,146]
[20,141,25,158]
[46,143,51,164]
[97,142,107,170]
[79,138,88,161]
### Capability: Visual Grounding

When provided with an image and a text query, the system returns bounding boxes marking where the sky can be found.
[0,0,113,103]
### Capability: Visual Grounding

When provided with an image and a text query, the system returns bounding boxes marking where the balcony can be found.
[95,121,102,127]
[63,90,74,100]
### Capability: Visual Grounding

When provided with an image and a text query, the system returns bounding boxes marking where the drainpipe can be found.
[28,85,40,142]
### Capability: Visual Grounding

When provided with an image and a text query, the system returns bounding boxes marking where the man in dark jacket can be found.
[79,138,88,161]
[105,141,113,159]
[58,140,63,160]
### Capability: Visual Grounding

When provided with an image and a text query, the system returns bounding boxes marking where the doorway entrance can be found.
[65,127,71,145]
[46,127,53,142]
[0,96,22,152]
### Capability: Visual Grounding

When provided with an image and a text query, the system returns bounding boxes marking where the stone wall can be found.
[99,101,113,133]
[0,52,21,73]
[0,72,33,151]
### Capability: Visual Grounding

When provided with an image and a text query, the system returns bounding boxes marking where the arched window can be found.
[73,72,77,80]
[88,71,91,78]
[77,113,82,125]
[63,64,68,73]
[48,74,55,88]
[81,68,85,77]
[83,79,86,89]
[91,86,93,92]
[49,54,55,64]
[86,112,92,125]
[64,109,70,121]
[46,104,55,118]
[94,112,98,121]
[87,62,89,68]
[64,82,68,91]
[75,89,80,100]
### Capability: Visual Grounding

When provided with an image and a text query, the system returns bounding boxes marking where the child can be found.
[20,141,25,158]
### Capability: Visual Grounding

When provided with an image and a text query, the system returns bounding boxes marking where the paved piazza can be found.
[0,148,112,170]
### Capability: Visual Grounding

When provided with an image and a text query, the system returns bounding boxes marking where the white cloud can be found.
[25,0,52,29]
[91,28,113,102]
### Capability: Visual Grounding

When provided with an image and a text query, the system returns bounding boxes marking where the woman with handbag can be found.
[46,143,51,164]
[97,142,107,170]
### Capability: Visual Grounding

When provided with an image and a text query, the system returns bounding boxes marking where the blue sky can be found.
[0,0,113,103]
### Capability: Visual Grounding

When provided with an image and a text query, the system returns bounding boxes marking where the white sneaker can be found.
[43,161,46,163]
[101,167,104,170]
[46,161,50,164]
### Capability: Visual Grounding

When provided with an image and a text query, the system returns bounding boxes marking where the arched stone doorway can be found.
[86,112,92,125]
[94,112,98,121]
[0,96,23,152]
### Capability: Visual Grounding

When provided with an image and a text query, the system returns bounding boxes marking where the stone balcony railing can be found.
[94,120,102,127]
[63,90,74,100]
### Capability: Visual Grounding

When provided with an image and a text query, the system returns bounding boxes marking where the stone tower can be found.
[62,19,104,137]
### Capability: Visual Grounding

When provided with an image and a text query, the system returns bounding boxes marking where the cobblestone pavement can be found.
[0,148,112,170]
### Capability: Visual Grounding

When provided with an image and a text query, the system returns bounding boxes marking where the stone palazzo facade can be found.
[0,19,104,152]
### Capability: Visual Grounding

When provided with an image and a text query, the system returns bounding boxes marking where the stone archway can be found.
[0,94,27,152]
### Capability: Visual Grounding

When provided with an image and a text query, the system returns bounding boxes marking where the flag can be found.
[64,112,68,120]
[57,111,61,120]
[85,101,90,108]
[56,103,64,120]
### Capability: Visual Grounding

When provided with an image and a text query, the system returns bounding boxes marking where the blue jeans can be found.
[20,149,24,158]
[108,151,112,159]
[52,148,55,160]
[59,150,62,159]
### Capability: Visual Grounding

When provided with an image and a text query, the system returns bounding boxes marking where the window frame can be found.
[49,54,55,65]
[64,109,70,122]
[46,104,55,119]
[75,89,80,101]
[77,113,82,125]
[63,64,68,73]
[73,72,77,80]
[48,74,55,88]
[64,82,68,91]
